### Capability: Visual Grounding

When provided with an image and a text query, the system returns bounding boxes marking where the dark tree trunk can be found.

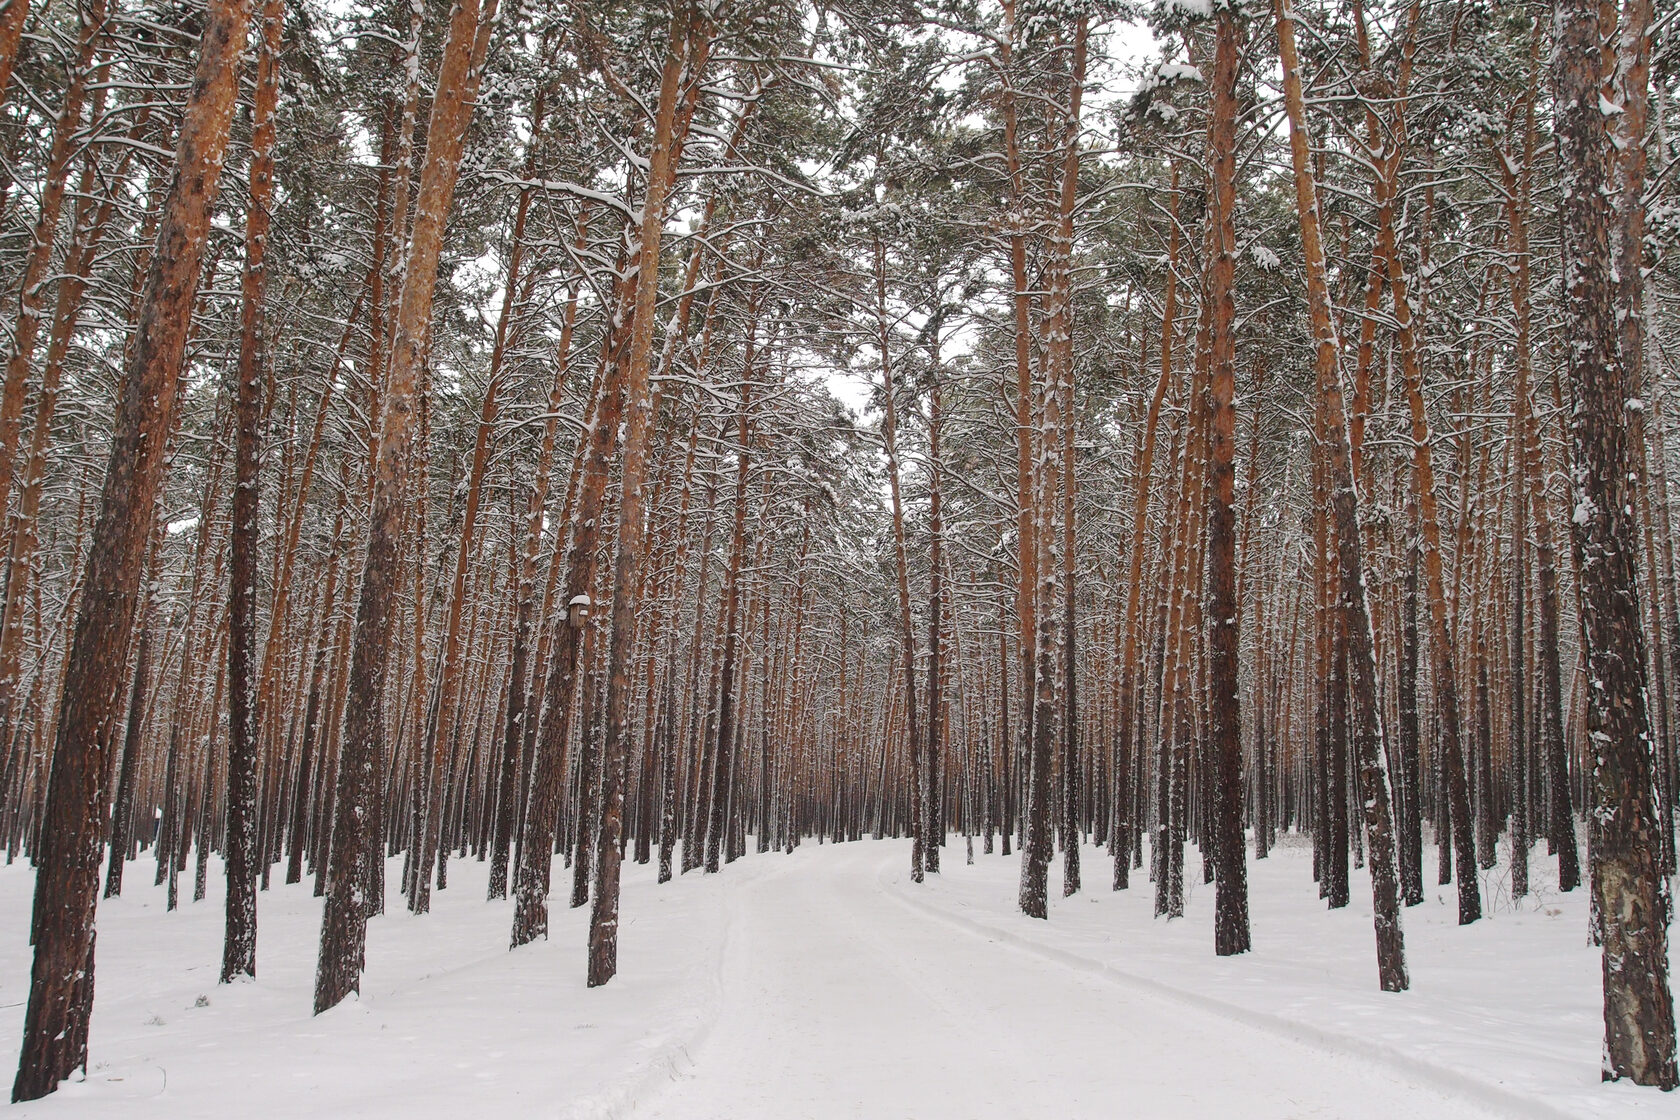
[1397,535,1424,905]
[511,348,625,944]
[1274,0,1407,991]
[104,597,155,901]
[707,311,755,875]
[315,0,494,1014]
[1205,6,1249,957]
[223,0,282,984]
[588,7,697,985]
[1554,0,1677,1086]
[11,0,253,1097]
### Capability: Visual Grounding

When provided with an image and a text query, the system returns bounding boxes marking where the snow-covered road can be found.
[2,837,1673,1118]
[640,844,1496,1120]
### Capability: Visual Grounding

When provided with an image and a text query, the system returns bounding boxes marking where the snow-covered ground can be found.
[0,836,1674,1118]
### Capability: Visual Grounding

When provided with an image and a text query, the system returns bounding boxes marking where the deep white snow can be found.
[1,836,1676,1118]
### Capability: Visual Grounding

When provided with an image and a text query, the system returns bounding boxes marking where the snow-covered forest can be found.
[2,0,1679,1112]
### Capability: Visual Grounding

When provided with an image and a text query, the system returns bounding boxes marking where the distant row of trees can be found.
[0,0,1675,1101]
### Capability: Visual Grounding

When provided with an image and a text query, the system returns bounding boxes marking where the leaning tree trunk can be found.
[409,83,542,914]
[1113,162,1179,892]
[1274,0,1406,993]
[872,233,923,882]
[0,0,105,513]
[315,0,495,1015]
[1358,0,1479,926]
[486,195,577,901]
[510,43,709,936]
[510,293,628,944]
[588,4,697,987]
[0,3,114,772]
[1380,185,1481,926]
[11,0,253,1098]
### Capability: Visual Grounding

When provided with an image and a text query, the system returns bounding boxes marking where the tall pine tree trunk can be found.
[1047,17,1086,898]
[12,0,253,1096]
[589,4,698,986]
[1205,5,1249,957]
[315,0,495,1013]
[223,0,283,983]
[1554,0,1677,1086]
[707,284,760,874]
[0,0,106,511]
[1274,0,1406,992]
[873,234,923,883]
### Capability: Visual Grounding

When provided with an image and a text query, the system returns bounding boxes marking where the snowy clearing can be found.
[1,838,1674,1118]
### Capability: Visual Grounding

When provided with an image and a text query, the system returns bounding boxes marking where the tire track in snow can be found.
[559,857,780,1120]
[873,850,1575,1120]
[634,842,1513,1119]
[630,847,1059,1119]
[772,860,1043,1118]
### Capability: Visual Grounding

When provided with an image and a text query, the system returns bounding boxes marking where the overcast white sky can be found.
[825,12,1162,421]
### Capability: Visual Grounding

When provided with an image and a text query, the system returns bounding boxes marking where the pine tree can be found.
[12,0,254,1096]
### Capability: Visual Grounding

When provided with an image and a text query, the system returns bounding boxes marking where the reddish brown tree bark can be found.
[315,0,496,1013]
[12,0,253,1096]
[589,4,699,986]
[1274,0,1406,992]
[1555,0,1676,1086]
[223,0,283,984]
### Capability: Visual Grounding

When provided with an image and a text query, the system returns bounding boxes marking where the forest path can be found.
[0,839,1655,1119]
[634,843,1498,1120]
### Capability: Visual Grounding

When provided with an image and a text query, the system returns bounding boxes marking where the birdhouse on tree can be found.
[568,594,592,628]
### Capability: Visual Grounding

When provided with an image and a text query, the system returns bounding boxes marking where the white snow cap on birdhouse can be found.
[567,593,592,626]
